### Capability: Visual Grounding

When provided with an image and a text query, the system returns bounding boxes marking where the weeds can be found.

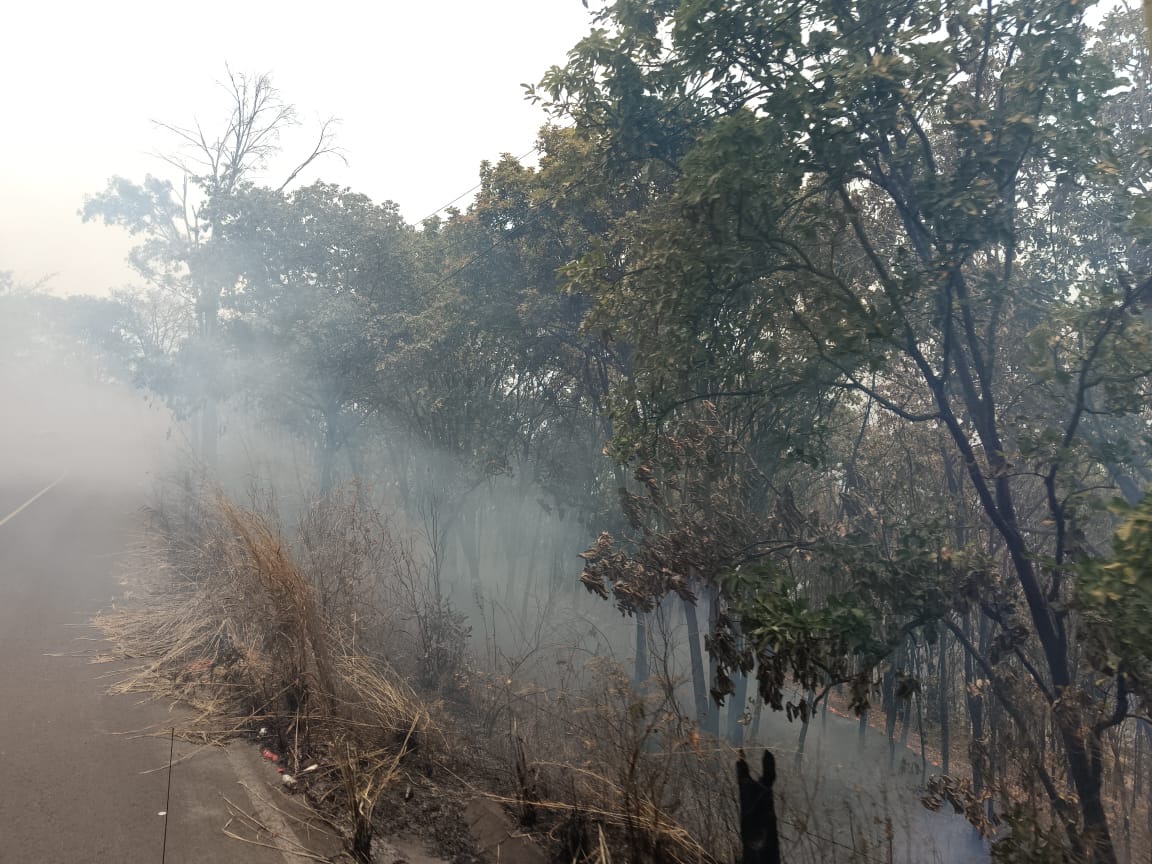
[96,477,436,862]
[98,473,954,864]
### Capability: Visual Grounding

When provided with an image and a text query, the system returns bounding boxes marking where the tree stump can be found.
[737,749,781,864]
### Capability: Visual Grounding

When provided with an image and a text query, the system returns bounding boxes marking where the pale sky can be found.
[0,0,595,296]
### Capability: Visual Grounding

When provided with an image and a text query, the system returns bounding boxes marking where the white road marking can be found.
[0,471,68,529]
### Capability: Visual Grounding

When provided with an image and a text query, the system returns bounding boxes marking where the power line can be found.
[414,144,541,226]
[782,817,891,864]
[428,148,611,292]
[424,85,707,291]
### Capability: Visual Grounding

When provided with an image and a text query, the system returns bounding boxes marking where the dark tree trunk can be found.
[196,283,221,473]
[704,582,721,738]
[916,688,927,785]
[1144,722,1152,837]
[939,622,951,775]
[963,610,988,845]
[518,522,543,623]
[500,517,519,602]
[750,691,764,744]
[883,657,899,772]
[728,668,750,746]
[458,505,481,589]
[319,407,339,493]
[508,509,543,607]
[795,688,816,769]
[900,695,913,750]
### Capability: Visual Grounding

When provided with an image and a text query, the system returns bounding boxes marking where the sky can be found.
[0,0,595,296]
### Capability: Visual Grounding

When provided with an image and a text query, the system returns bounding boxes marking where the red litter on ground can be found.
[262,749,280,763]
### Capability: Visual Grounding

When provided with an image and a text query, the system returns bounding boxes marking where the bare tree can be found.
[82,67,343,467]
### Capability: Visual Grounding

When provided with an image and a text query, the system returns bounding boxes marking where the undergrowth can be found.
[96,474,981,864]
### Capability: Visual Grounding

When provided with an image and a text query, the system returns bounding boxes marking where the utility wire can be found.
[423,84,707,292]
[414,144,541,226]
[427,149,612,293]
[0,471,68,530]
[781,817,894,864]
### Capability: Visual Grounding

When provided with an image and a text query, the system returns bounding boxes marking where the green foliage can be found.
[1078,497,1152,703]
[547,0,1152,856]
[716,561,883,715]
[992,805,1077,863]
[74,16,1152,858]
[712,520,977,715]
[81,175,198,297]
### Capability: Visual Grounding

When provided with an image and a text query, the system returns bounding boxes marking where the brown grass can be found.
[94,480,436,861]
[96,476,919,864]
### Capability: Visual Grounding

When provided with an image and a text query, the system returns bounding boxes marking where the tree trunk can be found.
[795,689,815,769]
[939,622,951,775]
[200,401,218,473]
[634,612,649,693]
[319,407,339,493]
[518,523,543,623]
[749,693,764,743]
[728,667,749,746]
[458,505,481,590]
[1060,726,1119,864]
[196,280,221,473]
[883,656,899,772]
[507,508,543,607]
[1144,722,1152,837]
[916,688,927,785]
[683,597,711,733]
[962,610,988,845]
[704,582,721,738]
[900,695,913,750]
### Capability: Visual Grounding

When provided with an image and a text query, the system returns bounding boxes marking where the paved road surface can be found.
[0,475,338,864]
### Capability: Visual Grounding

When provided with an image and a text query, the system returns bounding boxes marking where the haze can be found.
[3,2,1150,863]
[0,0,591,295]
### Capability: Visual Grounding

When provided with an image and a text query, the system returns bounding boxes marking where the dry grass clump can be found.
[96,478,437,862]
[467,658,736,864]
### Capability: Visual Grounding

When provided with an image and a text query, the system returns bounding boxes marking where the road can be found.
[0,474,340,864]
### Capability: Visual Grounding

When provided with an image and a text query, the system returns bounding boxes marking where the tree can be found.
[210,181,418,490]
[82,69,341,467]
[545,0,1152,859]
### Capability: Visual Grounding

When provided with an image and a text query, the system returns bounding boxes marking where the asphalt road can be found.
[0,475,337,864]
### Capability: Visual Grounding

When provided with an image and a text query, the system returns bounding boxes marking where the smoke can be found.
[0,301,173,493]
[0,285,984,863]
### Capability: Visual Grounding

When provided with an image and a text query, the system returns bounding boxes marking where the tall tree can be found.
[82,69,340,467]
[547,1,1152,859]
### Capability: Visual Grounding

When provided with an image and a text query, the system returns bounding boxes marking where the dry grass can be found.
[457,657,736,864]
[96,475,915,864]
[95,478,437,862]
[101,476,727,863]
